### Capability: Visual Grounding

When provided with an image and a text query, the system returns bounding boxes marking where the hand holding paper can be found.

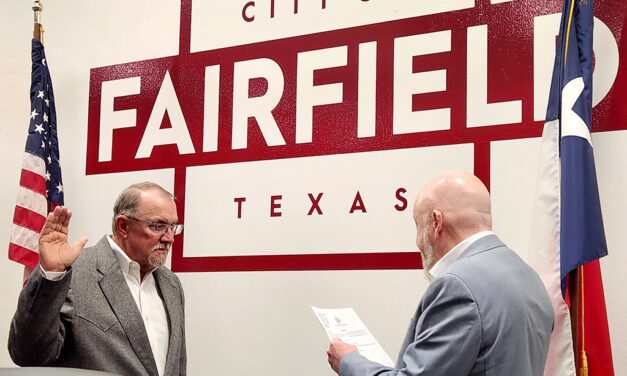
[312,306,394,370]
[327,337,358,373]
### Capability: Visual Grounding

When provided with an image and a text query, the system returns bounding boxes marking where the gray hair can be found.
[111,182,175,233]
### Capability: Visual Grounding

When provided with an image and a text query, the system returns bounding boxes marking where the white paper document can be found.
[311,306,395,367]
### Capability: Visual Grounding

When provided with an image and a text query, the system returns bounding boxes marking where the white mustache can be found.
[151,243,171,252]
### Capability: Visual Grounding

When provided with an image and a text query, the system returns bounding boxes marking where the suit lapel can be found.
[96,238,159,376]
[154,269,182,376]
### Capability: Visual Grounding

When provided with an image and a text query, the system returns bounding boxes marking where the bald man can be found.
[326,171,554,376]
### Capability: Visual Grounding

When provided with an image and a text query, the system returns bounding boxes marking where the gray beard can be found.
[148,243,171,268]
[420,232,434,282]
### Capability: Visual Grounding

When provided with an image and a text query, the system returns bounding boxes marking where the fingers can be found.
[327,337,358,372]
[327,346,338,373]
[55,206,71,233]
[42,206,72,235]
[41,208,57,235]
[327,352,339,374]
[328,337,342,353]
[38,206,85,272]
[327,337,343,373]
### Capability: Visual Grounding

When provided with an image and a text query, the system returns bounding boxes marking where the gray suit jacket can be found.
[339,235,554,376]
[9,236,186,376]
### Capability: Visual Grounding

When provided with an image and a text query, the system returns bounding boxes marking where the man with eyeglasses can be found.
[9,182,187,376]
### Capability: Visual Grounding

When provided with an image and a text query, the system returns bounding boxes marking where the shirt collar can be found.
[429,230,494,280]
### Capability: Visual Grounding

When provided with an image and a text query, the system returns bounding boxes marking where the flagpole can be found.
[568,268,581,374]
[32,0,43,43]
[578,267,588,376]
[23,0,44,283]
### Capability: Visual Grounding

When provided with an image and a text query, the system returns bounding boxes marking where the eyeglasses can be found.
[126,215,183,235]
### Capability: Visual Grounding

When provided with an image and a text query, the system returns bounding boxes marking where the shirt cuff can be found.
[39,264,69,281]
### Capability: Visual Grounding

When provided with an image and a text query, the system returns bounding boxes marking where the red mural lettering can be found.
[242,1,255,22]
[349,191,367,213]
[394,188,407,211]
[270,195,282,217]
[307,192,324,215]
[234,197,246,218]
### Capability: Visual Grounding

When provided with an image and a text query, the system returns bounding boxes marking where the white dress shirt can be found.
[106,235,169,376]
[429,231,494,280]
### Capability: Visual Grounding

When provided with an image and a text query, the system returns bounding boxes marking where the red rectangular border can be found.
[91,0,627,272]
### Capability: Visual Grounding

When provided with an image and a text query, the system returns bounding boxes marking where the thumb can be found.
[72,237,88,254]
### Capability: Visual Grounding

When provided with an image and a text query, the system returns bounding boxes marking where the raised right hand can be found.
[39,206,88,272]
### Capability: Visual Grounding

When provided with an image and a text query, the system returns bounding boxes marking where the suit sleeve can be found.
[339,274,482,376]
[178,276,187,376]
[8,266,72,366]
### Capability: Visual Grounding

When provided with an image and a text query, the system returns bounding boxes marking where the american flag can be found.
[528,0,614,374]
[8,39,64,270]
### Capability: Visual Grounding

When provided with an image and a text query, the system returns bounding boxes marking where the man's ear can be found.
[432,209,444,238]
[115,216,130,239]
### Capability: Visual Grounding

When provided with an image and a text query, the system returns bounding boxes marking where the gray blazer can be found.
[339,235,554,376]
[9,236,186,376]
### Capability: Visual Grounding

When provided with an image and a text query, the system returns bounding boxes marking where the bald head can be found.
[413,171,492,264]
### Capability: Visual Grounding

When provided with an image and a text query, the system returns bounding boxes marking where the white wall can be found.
[0,1,625,375]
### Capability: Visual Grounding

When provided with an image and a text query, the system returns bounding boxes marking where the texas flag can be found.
[528,0,614,375]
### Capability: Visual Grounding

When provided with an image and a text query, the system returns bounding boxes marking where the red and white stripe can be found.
[8,152,48,270]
